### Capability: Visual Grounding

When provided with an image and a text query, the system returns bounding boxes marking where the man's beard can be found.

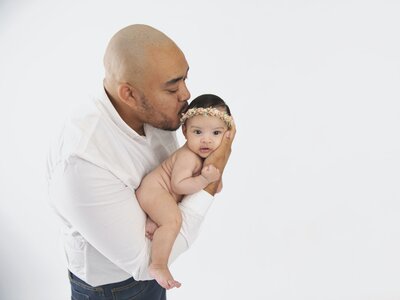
[139,94,181,131]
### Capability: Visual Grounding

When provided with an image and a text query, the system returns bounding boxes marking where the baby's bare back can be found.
[137,145,202,203]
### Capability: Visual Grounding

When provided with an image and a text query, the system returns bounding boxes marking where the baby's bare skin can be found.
[145,218,158,240]
[136,113,235,290]
[145,219,182,289]
[149,264,181,290]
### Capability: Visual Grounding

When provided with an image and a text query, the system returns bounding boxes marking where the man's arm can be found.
[49,156,213,280]
[216,179,223,193]
[203,120,236,195]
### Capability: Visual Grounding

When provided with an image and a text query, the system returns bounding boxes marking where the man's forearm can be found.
[203,180,221,196]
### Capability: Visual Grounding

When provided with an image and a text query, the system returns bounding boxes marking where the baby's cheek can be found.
[216,136,224,147]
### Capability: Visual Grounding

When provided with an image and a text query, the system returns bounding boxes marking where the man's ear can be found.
[182,124,187,139]
[117,83,141,108]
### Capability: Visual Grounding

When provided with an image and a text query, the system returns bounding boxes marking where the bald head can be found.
[102,24,190,135]
[103,24,178,88]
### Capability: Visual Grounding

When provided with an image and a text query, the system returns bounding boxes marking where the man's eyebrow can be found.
[164,67,190,86]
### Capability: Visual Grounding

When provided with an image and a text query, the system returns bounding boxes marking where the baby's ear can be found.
[182,124,187,138]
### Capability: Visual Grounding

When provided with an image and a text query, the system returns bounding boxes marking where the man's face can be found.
[137,46,190,131]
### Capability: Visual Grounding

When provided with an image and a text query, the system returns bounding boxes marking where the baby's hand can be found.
[201,164,221,183]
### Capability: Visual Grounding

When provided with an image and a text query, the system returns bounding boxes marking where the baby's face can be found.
[183,114,228,158]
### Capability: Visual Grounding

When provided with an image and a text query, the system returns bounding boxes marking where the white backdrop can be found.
[1,1,400,299]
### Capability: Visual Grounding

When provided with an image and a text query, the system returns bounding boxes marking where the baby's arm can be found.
[171,151,220,195]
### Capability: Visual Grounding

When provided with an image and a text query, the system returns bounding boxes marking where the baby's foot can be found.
[145,218,158,240]
[149,264,181,290]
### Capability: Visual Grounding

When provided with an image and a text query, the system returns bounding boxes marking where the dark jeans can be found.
[69,271,166,300]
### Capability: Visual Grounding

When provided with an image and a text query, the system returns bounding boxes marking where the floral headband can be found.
[180,107,233,128]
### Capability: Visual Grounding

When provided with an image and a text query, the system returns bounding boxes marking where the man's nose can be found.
[178,82,191,102]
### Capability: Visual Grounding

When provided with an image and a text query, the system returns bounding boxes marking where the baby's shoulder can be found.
[175,145,202,163]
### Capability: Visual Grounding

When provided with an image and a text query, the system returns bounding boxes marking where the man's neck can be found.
[104,87,146,136]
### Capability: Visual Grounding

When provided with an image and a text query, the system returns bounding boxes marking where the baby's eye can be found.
[194,130,202,135]
[213,131,222,135]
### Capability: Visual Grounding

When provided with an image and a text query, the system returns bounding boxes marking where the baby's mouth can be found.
[200,147,211,153]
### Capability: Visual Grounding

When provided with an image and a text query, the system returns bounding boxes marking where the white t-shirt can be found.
[47,87,214,287]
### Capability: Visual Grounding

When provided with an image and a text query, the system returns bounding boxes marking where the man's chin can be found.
[156,120,181,131]
[162,126,179,132]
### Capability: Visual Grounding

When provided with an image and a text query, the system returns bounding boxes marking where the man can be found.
[47,24,235,300]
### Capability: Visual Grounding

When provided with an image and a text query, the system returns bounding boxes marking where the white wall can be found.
[1,1,400,299]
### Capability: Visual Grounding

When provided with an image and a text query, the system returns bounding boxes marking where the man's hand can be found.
[203,120,236,195]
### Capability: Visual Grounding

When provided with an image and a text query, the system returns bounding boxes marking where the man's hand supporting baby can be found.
[203,120,236,196]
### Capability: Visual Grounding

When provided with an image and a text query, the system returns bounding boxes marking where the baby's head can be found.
[180,94,232,158]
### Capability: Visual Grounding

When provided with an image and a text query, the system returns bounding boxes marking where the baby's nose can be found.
[201,136,212,143]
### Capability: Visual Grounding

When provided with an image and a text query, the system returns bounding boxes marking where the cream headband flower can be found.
[180,107,233,128]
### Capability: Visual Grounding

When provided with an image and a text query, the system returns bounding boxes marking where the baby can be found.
[136,94,233,290]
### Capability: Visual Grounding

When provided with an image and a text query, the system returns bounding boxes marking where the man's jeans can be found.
[69,271,166,300]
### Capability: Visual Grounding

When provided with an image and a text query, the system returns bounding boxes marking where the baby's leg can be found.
[145,217,158,240]
[137,188,182,290]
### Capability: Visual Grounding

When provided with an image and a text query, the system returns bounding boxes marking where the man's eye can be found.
[168,89,178,94]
